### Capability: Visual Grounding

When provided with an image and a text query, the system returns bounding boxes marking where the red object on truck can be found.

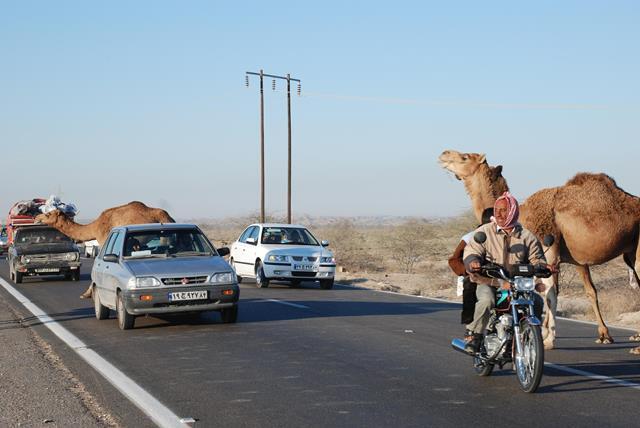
[6,198,46,245]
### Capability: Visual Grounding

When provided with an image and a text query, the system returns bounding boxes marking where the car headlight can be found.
[210,272,236,283]
[267,254,289,262]
[514,277,535,292]
[64,252,79,261]
[21,256,31,264]
[127,277,161,288]
[320,256,335,264]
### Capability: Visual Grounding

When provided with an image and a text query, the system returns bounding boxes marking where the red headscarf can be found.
[493,191,520,229]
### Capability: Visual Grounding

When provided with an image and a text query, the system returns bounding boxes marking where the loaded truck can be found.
[6,199,81,283]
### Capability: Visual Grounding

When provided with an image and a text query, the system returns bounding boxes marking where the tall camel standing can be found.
[35,201,175,298]
[439,150,640,354]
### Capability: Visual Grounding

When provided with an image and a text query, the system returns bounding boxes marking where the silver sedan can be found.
[90,223,239,330]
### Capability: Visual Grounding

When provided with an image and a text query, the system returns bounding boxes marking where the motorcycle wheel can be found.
[515,323,544,393]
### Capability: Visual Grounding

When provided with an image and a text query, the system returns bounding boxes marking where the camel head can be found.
[438,150,487,180]
[35,209,69,228]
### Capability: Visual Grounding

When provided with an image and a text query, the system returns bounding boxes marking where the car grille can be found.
[27,254,70,263]
[291,256,317,262]
[291,272,317,278]
[161,276,208,285]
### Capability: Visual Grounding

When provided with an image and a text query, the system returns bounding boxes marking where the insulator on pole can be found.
[297,83,301,96]
[272,79,276,90]
[245,75,249,87]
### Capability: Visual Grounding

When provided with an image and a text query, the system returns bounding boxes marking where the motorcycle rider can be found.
[463,191,552,353]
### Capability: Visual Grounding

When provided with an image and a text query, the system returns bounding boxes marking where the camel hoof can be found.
[544,339,555,350]
[629,333,640,342]
[630,347,640,355]
[542,327,549,341]
[595,337,614,344]
[79,292,91,299]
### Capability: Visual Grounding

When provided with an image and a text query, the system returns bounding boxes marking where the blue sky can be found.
[1,1,638,220]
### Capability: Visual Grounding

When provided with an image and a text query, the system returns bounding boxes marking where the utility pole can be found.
[246,70,301,224]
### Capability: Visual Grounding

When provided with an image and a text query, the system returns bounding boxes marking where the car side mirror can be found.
[217,247,230,257]
[103,254,119,263]
[473,232,487,244]
[321,240,330,247]
[246,237,256,245]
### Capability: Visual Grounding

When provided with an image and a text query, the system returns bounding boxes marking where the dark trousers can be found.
[461,276,477,325]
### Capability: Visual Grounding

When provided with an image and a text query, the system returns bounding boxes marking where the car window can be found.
[123,229,214,257]
[111,232,125,257]
[104,232,120,255]
[248,226,260,243]
[260,227,319,245]
[14,228,72,244]
[100,232,117,258]
[238,227,253,242]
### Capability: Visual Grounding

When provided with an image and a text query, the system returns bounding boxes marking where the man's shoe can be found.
[464,333,483,354]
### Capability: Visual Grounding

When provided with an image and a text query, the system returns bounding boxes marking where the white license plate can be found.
[35,268,59,273]
[168,290,208,301]
[293,264,316,271]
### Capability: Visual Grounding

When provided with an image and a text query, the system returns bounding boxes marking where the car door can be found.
[93,232,116,299]
[100,231,124,307]
[233,226,258,276]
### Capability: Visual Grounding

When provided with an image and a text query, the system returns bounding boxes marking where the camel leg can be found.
[576,265,613,344]
[624,252,640,343]
[541,275,558,350]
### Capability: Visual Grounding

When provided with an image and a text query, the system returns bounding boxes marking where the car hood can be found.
[13,243,78,255]
[124,256,232,277]
[263,245,333,257]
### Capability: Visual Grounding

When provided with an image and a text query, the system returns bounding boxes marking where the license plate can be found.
[168,290,208,301]
[35,268,59,273]
[293,264,316,271]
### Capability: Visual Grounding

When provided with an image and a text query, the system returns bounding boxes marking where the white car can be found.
[229,223,336,289]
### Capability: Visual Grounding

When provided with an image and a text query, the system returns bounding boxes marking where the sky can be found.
[1,1,639,221]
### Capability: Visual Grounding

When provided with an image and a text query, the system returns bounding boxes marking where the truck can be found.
[6,199,81,284]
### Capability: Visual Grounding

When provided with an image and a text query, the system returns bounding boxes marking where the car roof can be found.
[113,223,200,233]
[251,223,309,229]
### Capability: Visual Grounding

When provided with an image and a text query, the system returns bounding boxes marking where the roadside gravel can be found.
[0,293,117,428]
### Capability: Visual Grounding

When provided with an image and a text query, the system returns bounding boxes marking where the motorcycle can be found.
[451,232,553,393]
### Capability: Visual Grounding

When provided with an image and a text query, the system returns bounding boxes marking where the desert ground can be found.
[199,212,640,332]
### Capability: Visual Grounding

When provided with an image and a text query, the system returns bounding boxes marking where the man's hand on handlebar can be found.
[468,260,482,272]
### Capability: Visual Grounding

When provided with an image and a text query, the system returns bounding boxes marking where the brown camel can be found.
[439,150,640,354]
[35,201,175,298]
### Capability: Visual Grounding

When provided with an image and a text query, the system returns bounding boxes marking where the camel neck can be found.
[56,217,99,242]
[464,163,510,222]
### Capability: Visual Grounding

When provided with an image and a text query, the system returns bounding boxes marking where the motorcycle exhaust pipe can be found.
[451,338,470,355]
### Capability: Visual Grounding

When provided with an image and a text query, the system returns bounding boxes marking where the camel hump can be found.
[565,172,617,188]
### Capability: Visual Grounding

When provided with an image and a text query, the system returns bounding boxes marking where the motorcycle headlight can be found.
[267,254,289,262]
[320,256,335,264]
[514,277,535,292]
[128,277,161,288]
[210,272,236,283]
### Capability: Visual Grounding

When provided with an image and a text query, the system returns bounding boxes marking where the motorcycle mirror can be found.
[473,232,487,244]
[543,234,555,247]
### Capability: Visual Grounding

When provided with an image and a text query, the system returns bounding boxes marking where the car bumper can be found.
[16,261,81,276]
[262,262,335,280]
[122,284,240,315]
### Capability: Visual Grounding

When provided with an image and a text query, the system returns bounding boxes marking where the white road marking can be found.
[262,299,310,309]
[0,277,190,428]
[545,362,640,390]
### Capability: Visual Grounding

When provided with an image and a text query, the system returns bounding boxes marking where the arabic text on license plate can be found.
[168,290,208,301]
[294,264,316,271]
[35,268,59,273]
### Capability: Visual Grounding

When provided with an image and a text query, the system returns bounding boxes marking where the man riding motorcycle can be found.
[463,192,554,353]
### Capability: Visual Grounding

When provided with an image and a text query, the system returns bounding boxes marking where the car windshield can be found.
[15,228,72,244]
[123,229,215,258]
[260,227,319,246]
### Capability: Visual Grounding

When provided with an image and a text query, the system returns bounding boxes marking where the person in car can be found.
[462,192,553,353]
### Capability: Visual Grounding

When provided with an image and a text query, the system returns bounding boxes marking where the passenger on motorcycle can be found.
[462,192,552,353]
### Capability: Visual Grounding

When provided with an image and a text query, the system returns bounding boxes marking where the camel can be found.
[439,150,640,354]
[35,201,175,298]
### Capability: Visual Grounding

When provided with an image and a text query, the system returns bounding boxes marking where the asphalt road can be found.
[1,258,640,428]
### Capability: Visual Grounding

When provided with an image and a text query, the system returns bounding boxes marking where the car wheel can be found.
[15,270,23,284]
[230,258,242,283]
[72,270,80,281]
[93,286,110,320]
[290,279,302,288]
[221,306,238,323]
[255,261,269,288]
[116,291,135,330]
[320,279,334,290]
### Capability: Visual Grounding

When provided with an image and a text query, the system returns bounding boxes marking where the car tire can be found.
[255,261,269,288]
[221,306,238,323]
[116,291,135,330]
[320,279,334,290]
[230,258,242,283]
[15,270,23,284]
[72,270,80,281]
[93,286,110,320]
[290,279,302,288]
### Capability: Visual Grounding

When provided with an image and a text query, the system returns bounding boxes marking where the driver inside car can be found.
[462,192,553,353]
